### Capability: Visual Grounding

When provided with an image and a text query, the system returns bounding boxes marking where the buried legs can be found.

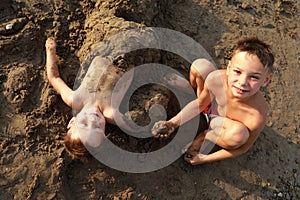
[164,58,216,96]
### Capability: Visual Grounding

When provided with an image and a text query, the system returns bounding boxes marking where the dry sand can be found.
[0,0,299,199]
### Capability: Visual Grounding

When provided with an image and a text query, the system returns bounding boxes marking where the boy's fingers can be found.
[185,153,193,159]
[184,154,193,163]
[45,37,57,47]
[152,121,166,135]
[151,121,175,139]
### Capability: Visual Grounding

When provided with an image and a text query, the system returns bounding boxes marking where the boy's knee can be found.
[224,123,249,149]
[191,59,215,79]
[192,58,214,69]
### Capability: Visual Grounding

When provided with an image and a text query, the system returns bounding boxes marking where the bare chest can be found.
[226,101,265,131]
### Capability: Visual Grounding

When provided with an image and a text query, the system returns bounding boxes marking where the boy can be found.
[45,38,135,160]
[152,37,274,165]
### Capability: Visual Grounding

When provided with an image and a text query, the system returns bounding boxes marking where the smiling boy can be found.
[152,37,274,165]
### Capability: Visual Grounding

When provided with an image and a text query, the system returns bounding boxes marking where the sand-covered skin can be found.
[0,0,299,199]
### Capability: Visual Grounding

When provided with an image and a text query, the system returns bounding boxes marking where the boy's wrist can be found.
[169,118,180,128]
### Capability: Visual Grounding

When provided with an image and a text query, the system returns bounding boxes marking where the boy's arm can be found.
[45,38,74,107]
[111,110,140,133]
[186,129,261,165]
[152,83,213,138]
[104,69,141,133]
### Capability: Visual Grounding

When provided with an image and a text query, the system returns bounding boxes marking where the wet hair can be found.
[233,37,274,73]
[64,130,92,161]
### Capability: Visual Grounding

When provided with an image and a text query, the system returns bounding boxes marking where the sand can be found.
[0,0,299,199]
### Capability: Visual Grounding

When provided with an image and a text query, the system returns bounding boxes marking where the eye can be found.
[94,125,101,129]
[78,120,88,127]
[250,75,260,80]
[81,123,88,127]
[233,69,241,74]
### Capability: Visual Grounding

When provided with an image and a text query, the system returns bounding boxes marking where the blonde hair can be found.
[64,130,92,161]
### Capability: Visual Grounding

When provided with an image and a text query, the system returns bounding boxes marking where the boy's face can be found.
[226,51,272,99]
[67,105,106,147]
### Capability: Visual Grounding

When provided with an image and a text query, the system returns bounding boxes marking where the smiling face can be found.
[67,104,106,147]
[226,51,272,100]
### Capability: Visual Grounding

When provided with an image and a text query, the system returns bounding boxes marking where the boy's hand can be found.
[184,152,205,165]
[45,37,57,52]
[151,121,175,138]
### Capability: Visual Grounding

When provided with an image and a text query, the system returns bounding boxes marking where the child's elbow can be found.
[62,91,74,107]
[196,99,204,112]
[196,98,210,112]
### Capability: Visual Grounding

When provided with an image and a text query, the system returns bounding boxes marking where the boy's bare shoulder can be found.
[254,91,269,115]
[206,69,226,78]
[205,69,226,85]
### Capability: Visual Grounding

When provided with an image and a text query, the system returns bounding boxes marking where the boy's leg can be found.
[190,59,216,98]
[164,58,216,96]
[204,116,249,150]
[184,130,207,158]
[185,116,249,156]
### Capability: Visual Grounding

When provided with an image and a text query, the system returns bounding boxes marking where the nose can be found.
[238,75,248,86]
[87,115,104,128]
[88,115,98,122]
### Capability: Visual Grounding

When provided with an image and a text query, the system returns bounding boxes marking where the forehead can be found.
[231,51,265,71]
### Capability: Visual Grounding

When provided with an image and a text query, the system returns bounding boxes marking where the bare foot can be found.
[151,121,175,138]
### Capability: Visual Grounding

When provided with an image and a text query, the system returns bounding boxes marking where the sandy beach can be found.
[0,0,299,199]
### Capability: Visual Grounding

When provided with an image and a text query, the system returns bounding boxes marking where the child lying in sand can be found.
[45,38,134,160]
[152,37,274,165]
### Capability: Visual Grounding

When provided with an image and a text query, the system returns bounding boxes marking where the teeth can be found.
[236,87,246,93]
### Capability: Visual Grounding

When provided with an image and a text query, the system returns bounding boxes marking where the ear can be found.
[226,61,231,75]
[262,73,272,87]
[67,117,76,129]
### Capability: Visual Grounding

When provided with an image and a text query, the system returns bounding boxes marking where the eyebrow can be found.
[232,66,263,75]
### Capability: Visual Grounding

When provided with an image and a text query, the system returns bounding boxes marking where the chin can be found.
[232,90,249,99]
[87,134,104,148]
